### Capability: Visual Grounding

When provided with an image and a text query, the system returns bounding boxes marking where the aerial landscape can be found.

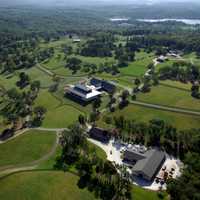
[0,0,200,199]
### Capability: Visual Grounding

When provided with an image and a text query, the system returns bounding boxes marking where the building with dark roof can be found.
[123,149,165,181]
[89,127,111,143]
[90,78,102,89]
[90,78,116,94]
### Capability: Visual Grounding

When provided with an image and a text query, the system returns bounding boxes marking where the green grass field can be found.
[0,73,19,90]
[132,186,168,200]
[156,59,174,71]
[137,84,200,111]
[160,80,192,90]
[0,171,99,200]
[0,130,56,167]
[120,51,154,77]
[0,170,168,200]
[42,105,82,128]
[98,104,200,130]
[87,141,107,160]
[0,66,54,91]
[35,89,83,128]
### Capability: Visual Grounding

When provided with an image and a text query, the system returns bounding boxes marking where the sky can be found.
[1,0,199,6]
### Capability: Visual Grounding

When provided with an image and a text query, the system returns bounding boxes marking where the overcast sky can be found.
[1,0,199,6]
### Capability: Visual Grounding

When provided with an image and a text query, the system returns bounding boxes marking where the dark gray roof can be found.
[89,127,110,143]
[124,150,146,162]
[132,149,165,180]
[90,78,116,93]
[90,78,102,87]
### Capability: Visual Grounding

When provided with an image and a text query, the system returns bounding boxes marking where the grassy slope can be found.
[120,51,154,77]
[35,89,83,128]
[87,141,107,160]
[0,171,168,200]
[160,80,192,90]
[0,171,99,200]
[0,130,56,167]
[132,186,168,200]
[0,137,163,200]
[137,84,200,111]
[98,104,200,130]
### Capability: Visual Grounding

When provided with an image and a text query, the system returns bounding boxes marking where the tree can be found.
[78,114,86,125]
[92,97,102,111]
[66,57,82,73]
[134,78,141,86]
[32,106,47,126]
[191,83,200,98]
[119,90,129,109]
[16,72,30,89]
[30,80,41,92]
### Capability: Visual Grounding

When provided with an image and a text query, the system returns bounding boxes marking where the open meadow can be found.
[137,84,200,111]
[98,104,200,130]
[0,130,56,167]
[120,51,155,77]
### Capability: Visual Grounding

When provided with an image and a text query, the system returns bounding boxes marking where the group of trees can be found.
[1,42,54,74]
[0,81,46,128]
[55,124,132,200]
[103,116,200,158]
[81,34,115,57]
[158,61,200,98]
[58,118,200,200]
[115,43,135,67]
[101,116,200,199]
[66,57,82,74]
[159,61,200,83]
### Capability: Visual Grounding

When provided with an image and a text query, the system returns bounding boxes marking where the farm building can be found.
[123,149,165,181]
[73,38,81,43]
[90,78,116,94]
[64,83,101,102]
[89,127,111,143]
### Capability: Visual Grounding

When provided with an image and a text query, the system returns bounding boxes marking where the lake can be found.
[137,19,200,25]
[110,18,129,22]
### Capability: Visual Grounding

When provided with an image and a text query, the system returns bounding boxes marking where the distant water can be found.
[110,18,129,22]
[137,19,200,25]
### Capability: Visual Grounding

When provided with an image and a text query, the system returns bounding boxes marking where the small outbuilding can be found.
[89,127,111,143]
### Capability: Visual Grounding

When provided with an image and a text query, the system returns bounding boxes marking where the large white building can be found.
[65,83,102,102]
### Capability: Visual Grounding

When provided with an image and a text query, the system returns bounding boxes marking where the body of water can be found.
[110,18,129,22]
[137,19,200,25]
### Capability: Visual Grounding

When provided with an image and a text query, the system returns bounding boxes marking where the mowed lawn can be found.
[0,66,53,90]
[25,67,54,88]
[160,80,192,90]
[137,84,200,111]
[0,171,168,200]
[98,104,200,130]
[120,51,154,77]
[35,89,83,128]
[0,130,56,167]
[0,171,99,200]
[132,186,168,200]
[0,73,19,90]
